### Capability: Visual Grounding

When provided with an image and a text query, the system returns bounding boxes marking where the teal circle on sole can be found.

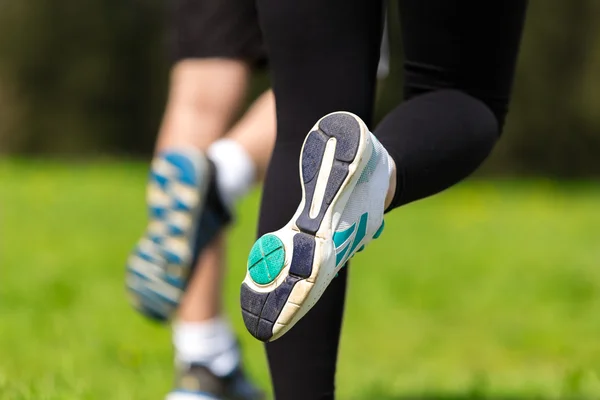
[247,234,286,285]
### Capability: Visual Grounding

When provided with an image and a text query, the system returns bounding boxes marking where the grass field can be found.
[1,159,600,400]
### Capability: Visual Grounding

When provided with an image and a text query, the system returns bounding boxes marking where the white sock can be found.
[207,139,256,209]
[173,317,240,377]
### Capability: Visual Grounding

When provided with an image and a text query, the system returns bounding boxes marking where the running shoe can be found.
[240,112,389,341]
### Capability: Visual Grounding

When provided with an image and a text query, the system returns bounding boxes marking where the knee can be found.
[462,90,509,133]
[440,89,501,146]
[167,59,249,115]
[405,86,508,134]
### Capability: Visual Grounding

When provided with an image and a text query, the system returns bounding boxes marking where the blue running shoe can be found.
[126,148,232,321]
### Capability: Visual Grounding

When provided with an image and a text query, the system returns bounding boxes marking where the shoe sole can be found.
[240,112,372,342]
[126,151,209,321]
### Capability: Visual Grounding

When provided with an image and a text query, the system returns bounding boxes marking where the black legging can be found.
[256,1,528,398]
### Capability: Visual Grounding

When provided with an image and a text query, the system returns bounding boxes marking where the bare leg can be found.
[167,84,275,400]
[155,59,250,152]
[141,59,250,324]
[131,56,275,400]
[135,59,273,399]
[223,89,276,181]
[177,89,276,323]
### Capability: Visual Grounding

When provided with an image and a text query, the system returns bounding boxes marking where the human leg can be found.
[166,87,274,400]
[241,0,527,397]
[126,0,270,398]
[378,0,528,209]
[241,0,384,398]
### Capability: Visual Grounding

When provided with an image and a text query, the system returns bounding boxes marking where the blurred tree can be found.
[0,0,167,157]
[494,0,600,176]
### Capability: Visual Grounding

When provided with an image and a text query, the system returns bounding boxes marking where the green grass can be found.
[1,159,600,399]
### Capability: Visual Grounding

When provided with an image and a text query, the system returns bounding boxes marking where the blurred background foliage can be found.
[0,0,598,176]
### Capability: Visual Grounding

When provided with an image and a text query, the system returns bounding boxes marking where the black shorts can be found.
[168,0,390,75]
[168,0,266,67]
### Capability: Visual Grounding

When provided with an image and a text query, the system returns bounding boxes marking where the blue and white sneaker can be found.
[240,112,390,342]
[166,363,264,400]
[126,149,232,322]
